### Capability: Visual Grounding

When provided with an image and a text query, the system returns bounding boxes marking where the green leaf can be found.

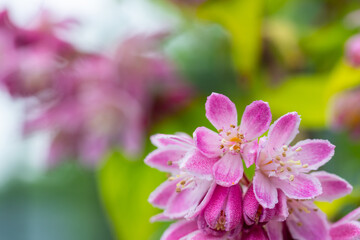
[325,60,360,99]
[197,0,264,79]
[97,151,168,240]
[259,75,328,128]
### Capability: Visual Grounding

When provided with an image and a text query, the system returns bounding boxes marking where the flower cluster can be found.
[145,93,358,239]
[0,10,192,166]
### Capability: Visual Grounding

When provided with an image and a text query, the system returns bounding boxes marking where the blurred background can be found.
[0,0,359,239]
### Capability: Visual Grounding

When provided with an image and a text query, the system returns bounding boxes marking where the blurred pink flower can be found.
[0,9,193,166]
[346,34,360,67]
[330,89,360,140]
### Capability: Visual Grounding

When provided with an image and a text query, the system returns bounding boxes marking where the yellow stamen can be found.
[289,175,295,181]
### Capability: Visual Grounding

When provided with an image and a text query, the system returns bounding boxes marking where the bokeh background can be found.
[0,0,359,239]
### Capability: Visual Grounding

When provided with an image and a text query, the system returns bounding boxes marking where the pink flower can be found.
[146,133,216,220]
[243,184,288,226]
[346,34,360,67]
[253,112,335,208]
[199,184,243,235]
[330,207,360,240]
[183,93,271,187]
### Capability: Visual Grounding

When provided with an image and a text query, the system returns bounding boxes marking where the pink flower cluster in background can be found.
[145,93,358,240]
[0,10,193,166]
[330,88,360,141]
[346,34,360,67]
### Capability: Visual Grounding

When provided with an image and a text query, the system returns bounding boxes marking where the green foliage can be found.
[97,151,168,240]
[259,74,328,128]
[326,60,360,98]
[197,0,264,80]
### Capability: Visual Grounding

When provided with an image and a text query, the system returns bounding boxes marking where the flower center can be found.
[215,210,226,231]
[218,125,246,155]
[168,174,196,193]
[260,145,308,182]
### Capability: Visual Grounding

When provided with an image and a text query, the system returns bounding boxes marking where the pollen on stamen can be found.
[167,161,173,166]
[280,161,285,166]
[289,175,295,181]
[297,222,302,227]
[275,156,281,161]
[176,187,181,193]
[218,129,223,133]
[287,167,292,172]
[302,164,309,168]
[282,152,287,157]
[226,131,231,136]
[180,180,186,185]
[230,124,236,128]
[279,167,285,173]
[239,133,245,139]
[220,145,224,149]
[282,145,288,151]
[295,147,303,152]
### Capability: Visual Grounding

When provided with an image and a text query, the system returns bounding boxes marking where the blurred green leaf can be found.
[259,75,328,128]
[325,60,360,98]
[166,24,238,96]
[98,151,168,240]
[0,163,113,240]
[197,0,264,80]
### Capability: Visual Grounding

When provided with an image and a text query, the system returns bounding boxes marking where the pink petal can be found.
[194,127,222,158]
[335,207,360,226]
[272,173,322,200]
[267,112,301,153]
[204,185,242,231]
[150,133,193,148]
[205,93,238,130]
[224,185,243,231]
[242,140,259,168]
[180,230,220,240]
[286,202,330,240]
[185,182,217,219]
[180,150,219,179]
[312,171,352,202]
[144,148,186,172]
[244,184,282,225]
[330,222,360,240]
[272,190,289,222]
[165,179,212,218]
[150,213,171,222]
[240,100,272,140]
[148,179,180,209]
[212,153,243,187]
[242,225,269,240]
[161,220,198,240]
[292,139,335,171]
[253,171,278,209]
[266,221,284,240]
